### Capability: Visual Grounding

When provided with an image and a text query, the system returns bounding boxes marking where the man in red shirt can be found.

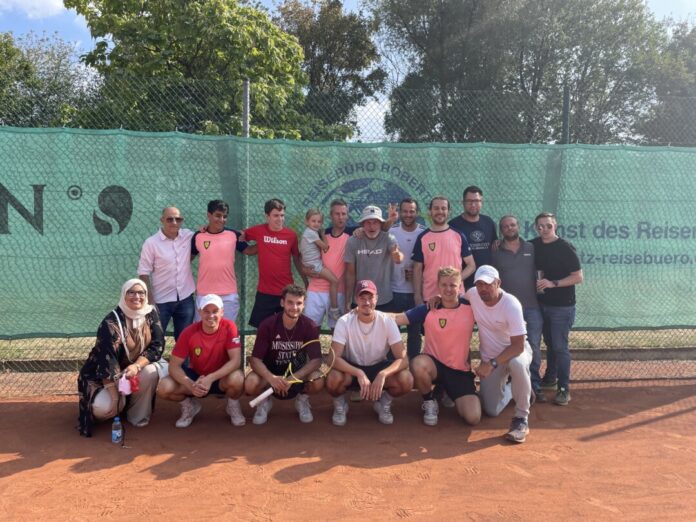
[157,294,246,428]
[244,198,308,328]
[245,285,323,425]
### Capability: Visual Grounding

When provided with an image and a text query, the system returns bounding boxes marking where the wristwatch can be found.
[489,358,498,369]
[553,280,560,287]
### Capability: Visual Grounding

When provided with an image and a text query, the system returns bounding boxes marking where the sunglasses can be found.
[165,217,184,223]
[536,223,554,230]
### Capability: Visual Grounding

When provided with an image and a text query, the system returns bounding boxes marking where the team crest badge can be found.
[428,242,436,251]
[439,318,447,328]
[194,346,202,357]
[203,241,211,249]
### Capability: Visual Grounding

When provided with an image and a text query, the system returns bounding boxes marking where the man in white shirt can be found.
[326,280,413,426]
[138,206,195,339]
[467,265,533,444]
[387,198,426,358]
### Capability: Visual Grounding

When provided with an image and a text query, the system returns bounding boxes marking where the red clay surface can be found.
[1,383,695,520]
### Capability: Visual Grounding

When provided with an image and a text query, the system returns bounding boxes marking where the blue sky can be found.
[0,0,693,54]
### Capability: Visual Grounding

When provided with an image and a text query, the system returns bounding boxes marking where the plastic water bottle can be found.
[111,416,123,445]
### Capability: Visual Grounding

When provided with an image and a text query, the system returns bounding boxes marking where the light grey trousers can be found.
[479,342,533,420]
[92,364,159,426]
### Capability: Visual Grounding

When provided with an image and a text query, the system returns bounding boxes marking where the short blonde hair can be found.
[305,208,323,221]
[437,266,461,281]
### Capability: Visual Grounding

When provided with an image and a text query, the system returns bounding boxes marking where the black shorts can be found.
[182,363,224,396]
[424,354,476,400]
[265,362,307,400]
[346,359,392,389]
[249,291,282,328]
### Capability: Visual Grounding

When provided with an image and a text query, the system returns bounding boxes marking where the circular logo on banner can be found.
[302,160,434,227]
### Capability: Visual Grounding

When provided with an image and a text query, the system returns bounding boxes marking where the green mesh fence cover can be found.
[1,127,695,339]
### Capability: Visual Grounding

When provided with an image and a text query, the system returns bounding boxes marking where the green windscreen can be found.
[1,127,695,338]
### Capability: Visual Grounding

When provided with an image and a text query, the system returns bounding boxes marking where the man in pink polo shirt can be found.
[393,266,481,427]
[191,200,252,322]
[412,195,476,305]
[244,198,308,328]
[304,199,355,330]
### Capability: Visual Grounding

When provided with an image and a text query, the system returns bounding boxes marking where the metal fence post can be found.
[242,78,250,138]
[561,84,570,144]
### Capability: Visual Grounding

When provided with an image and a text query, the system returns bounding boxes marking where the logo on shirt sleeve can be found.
[194,346,202,357]
[439,318,447,328]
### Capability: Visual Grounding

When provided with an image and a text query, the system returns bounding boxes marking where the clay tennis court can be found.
[1,381,694,519]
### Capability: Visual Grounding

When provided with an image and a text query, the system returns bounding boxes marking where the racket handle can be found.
[249,387,274,408]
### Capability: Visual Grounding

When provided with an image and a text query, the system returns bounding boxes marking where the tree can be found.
[275,0,386,140]
[368,0,515,142]
[15,32,98,127]
[636,22,696,146]
[0,32,37,125]
[371,0,671,144]
[64,0,309,137]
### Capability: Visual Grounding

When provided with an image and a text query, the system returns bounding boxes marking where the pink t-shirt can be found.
[192,229,244,295]
[244,224,299,295]
[307,230,349,293]
[405,301,474,371]
[412,228,472,300]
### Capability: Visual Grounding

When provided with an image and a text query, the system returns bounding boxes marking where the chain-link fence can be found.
[2,76,696,145]
[1,79,696,398]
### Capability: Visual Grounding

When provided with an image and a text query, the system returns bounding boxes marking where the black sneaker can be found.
[540,379,558,391]
[505,417,529,443]
[554,387,571,406]
[535,390,548,403]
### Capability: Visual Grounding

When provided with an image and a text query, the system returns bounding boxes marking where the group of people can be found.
[77,188,582,444]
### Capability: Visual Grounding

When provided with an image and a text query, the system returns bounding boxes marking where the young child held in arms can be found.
[300,208,341,321]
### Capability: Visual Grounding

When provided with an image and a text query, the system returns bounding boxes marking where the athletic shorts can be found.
[248,291,282,328]
[346,359,393,390]
[264,362,306,400]
[424,354,476,400]
[304,291,346,329]
[182,362,224,396]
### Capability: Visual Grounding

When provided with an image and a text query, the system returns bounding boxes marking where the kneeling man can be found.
[326,280,413,426]
[157,294,245,428]
[468,265,533,443]
[245,284,324,424]
[393,266,481,426]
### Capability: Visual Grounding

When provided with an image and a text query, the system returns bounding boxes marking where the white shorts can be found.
[195,293,240,322]
[304,291,345,329]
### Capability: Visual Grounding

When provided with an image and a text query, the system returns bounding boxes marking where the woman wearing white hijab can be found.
[78,279,165,436]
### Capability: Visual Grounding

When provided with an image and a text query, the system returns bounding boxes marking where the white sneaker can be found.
[329,307,342,322]
[226,398,246,427]
[253,397,272,425]
[332,395,349,426]
[175,397,201,428]
[373,392,394,425]
[422,399,439,426]
[295,394,313,423]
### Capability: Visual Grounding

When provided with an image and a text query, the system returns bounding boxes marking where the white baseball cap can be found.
[198,294,223,311]
[474,265,500,284]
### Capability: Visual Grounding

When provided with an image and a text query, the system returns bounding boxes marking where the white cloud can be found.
[0,0,65,20]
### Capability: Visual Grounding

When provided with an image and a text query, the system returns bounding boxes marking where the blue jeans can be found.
[157,293,195,340]
[523,307,543,392]
[386,292,422,359]
[540,304,575,389]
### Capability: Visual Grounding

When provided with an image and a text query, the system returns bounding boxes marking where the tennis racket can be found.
[249,339,335,407]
